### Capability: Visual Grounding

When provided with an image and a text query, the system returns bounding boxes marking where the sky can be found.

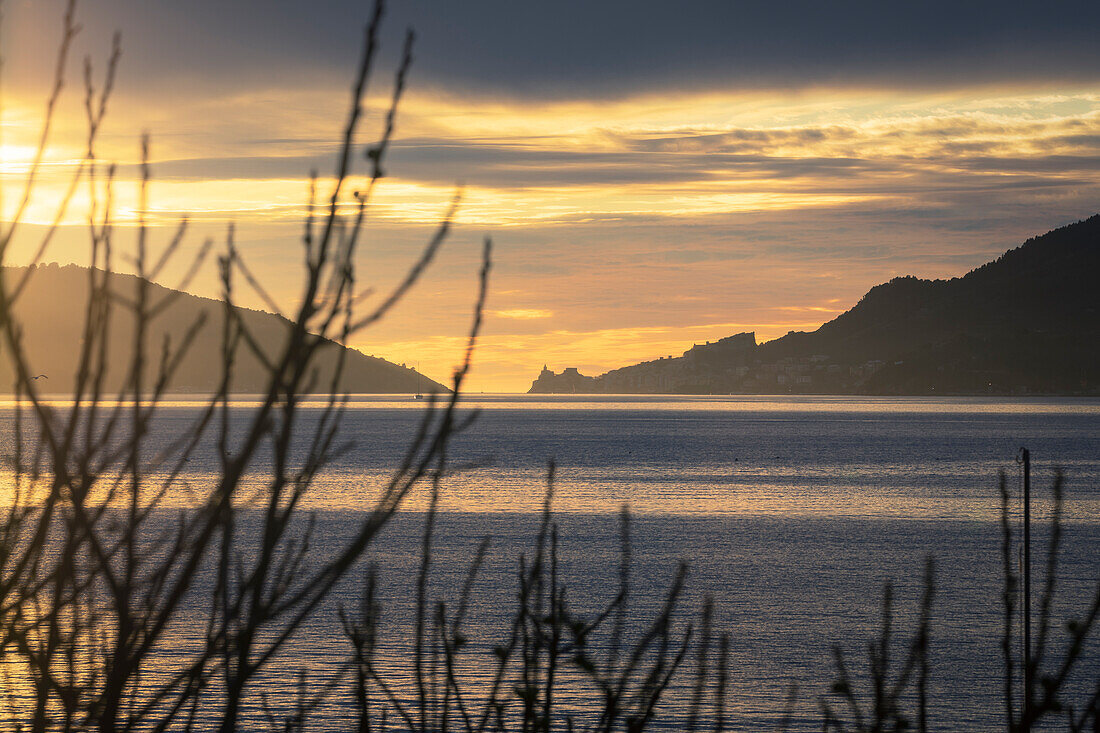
[2,0,1099,391]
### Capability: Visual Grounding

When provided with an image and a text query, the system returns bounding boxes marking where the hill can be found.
[0,263,448,395]
[530,215,1100,395]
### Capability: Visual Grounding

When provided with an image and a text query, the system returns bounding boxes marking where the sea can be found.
[2,394,1099,731]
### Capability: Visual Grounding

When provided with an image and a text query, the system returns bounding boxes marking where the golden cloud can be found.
[492,308,554,319]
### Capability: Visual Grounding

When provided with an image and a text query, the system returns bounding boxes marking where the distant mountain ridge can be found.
[0,263,448,395]
[530,215,1100,395]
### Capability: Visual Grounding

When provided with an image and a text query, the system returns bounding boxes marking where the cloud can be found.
[5,1,1099,101]
[84,93,1098,205]
[775,305,847,314]
[492,309,554,320]
[6,2,1099,392]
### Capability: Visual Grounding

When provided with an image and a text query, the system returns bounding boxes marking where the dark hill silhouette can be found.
[530,215,1100,395]
[1,263,448,395]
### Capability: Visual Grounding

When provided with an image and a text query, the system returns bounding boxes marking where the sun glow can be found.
[3,67,1098,392]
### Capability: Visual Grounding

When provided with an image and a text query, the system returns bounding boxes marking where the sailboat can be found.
[414,362,424,400]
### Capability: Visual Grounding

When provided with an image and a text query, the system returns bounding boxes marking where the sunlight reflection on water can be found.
[0,395,1097,730]
[5,394,1099,519]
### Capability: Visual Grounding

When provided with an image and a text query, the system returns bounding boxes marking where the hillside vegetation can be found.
[531,215,1100,395]
[0,263,447,394]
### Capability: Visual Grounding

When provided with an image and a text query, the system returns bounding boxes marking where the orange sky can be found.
[3,1,1099,391]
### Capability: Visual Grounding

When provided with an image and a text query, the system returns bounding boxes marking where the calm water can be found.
[3,394,1099,730]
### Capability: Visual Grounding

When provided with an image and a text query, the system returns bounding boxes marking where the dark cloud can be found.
[140,155,337,181]
[5,0,1099,98]
[624,128,859,153]
[134,135,1100,204]
[952,154,1100,173]
[136,141,890,186]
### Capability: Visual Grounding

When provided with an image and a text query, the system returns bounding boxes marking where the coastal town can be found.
[528,332,894,394]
